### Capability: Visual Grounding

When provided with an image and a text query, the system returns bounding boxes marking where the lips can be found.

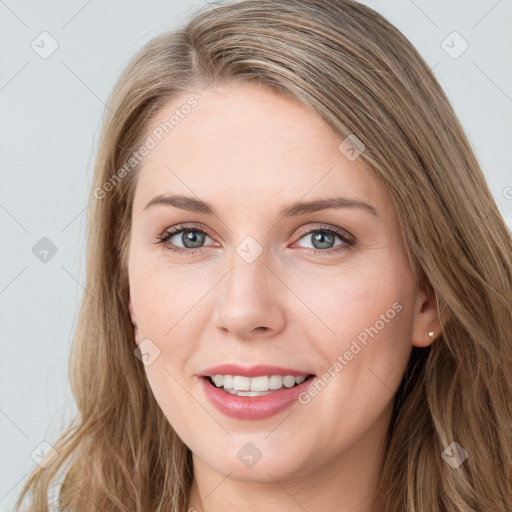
[198,364,314,378]
[198,365,317,420]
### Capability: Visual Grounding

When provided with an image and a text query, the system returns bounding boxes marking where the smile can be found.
[200,374,317,420]
[207,374,311,396]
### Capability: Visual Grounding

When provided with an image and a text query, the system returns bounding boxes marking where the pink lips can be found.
[198,364,312,378]
[197,364,316,420]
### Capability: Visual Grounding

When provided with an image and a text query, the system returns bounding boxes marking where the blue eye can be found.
[155,224,214,255]
[294,227,355,254]
[155,223,356,256]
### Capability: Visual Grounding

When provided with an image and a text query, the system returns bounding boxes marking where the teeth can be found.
[233,375,250,391]
[269,375,283,389]
[225,389,273,397]
[250,376,269,391]
[283,375,296,388]
[223,374,234,389]
[209,374,309,392]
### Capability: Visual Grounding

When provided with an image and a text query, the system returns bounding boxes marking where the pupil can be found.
[183,230,205,248]
[312,232,334,249]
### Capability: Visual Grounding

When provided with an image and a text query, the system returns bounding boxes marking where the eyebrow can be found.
[143,194,378,218]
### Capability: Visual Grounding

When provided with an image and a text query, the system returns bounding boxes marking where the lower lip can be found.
[199,375,316,420]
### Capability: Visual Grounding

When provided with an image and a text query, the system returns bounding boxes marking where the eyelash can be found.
[154,223,356,256]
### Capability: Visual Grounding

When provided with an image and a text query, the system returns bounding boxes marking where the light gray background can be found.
[1,0,511,508]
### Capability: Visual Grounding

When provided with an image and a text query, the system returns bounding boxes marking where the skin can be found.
[127,81,442,512]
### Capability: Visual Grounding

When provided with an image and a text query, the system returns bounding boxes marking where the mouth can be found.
[202,373,316,397]
[199,371,318,420]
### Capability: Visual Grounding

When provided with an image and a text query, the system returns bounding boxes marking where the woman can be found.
[16,0,512,511]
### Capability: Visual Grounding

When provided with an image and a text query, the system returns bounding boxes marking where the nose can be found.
[212,250,287,340]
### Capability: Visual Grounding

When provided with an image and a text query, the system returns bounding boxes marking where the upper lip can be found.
[198,364,315,378]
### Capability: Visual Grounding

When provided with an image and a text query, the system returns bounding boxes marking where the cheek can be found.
[143,361,210,456]
[289,260,415,417]
[130,264,206,444]
[291,256,412,351]
[129,253,207,338]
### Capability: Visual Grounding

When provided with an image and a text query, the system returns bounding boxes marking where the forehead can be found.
[133,82,389,216]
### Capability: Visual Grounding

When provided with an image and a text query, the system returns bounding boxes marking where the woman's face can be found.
[128,82,437,485]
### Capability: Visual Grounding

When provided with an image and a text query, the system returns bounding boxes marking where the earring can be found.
[428,331,435,338]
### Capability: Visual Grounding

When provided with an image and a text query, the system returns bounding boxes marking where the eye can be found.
[292,226,356,255]
[155,223,217,255]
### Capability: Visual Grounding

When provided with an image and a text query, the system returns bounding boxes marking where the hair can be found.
[15,0,512,511]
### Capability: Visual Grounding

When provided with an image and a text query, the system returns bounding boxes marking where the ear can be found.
[128,296,137,329]
[128,296,141,344]
[411,283,447,348]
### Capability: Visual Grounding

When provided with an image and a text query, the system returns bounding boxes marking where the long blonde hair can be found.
[15,1,512,510]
